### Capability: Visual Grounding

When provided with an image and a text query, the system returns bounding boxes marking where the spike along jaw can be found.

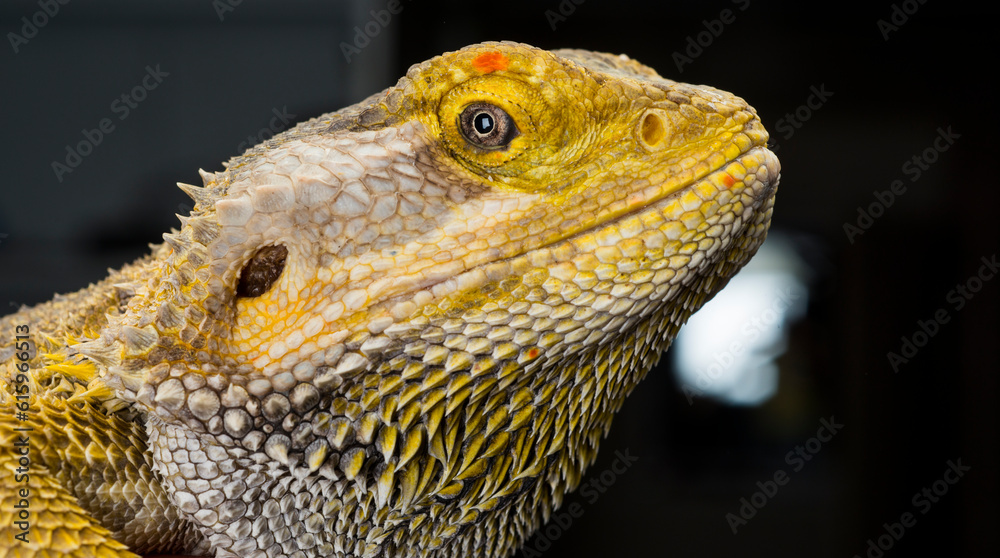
[94,42,778,556]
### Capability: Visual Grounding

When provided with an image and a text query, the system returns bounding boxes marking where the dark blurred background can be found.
[0,1,996,557]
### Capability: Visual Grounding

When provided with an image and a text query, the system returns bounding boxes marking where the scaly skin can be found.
[0,42,779,557]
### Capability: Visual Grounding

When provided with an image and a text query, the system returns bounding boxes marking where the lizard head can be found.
[80,42,778,556]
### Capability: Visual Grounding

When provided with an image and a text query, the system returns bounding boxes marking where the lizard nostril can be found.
[236,245,288,298]
[638,109,668,150]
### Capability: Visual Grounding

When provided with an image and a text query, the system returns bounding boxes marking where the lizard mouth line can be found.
[376,145,779,319]
[574,145,779,241]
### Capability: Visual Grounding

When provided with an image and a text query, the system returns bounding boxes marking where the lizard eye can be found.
[459,103,519,149]
[236,245,288,298]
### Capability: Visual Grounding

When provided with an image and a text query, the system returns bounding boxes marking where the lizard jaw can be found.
[370,144,780,363]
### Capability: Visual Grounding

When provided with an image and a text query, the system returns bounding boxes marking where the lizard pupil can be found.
[474,112,494,134]
[459,103,518,149]
[236,245,288,298]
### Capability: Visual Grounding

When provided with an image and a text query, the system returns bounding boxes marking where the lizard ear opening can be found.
[236,245,288,298]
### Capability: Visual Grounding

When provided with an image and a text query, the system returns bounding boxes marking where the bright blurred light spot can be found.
[672,234,808,406]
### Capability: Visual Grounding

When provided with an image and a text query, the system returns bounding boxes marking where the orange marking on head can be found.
[722,174,736,188]
[472,51,509,73]
[528,348,540,359]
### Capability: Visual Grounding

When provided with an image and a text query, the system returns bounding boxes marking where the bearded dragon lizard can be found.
[0,42,779,557]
